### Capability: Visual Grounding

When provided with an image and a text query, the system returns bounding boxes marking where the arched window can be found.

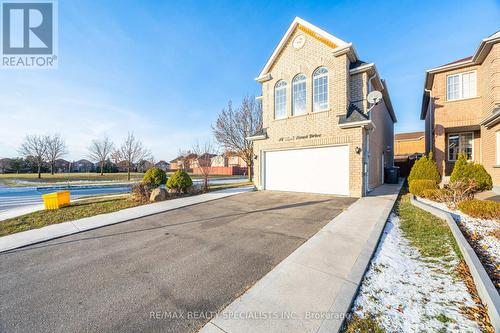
[292,74,307,116]
[274,80,287,119]
[313,67,329,112]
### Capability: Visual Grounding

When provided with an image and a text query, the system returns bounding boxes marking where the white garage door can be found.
[264,145,349,195]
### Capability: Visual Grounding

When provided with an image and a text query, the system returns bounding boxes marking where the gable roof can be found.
[256,17,353,80]
[421,30,500,119]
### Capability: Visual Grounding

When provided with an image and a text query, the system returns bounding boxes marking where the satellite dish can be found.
[367,90,383,105]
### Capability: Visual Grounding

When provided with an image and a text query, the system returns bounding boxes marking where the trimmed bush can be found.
[408,152,441,185]
[143,167,167,187]
[458,199,500,220]
[409,179,438,196]
[166,170,193,193]
[450,153,492,191]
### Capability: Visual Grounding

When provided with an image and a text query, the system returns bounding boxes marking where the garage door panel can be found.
[264,146,349,195]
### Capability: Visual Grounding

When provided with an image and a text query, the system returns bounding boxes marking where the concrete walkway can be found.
[200,182,402,333]
[0,186,254,253]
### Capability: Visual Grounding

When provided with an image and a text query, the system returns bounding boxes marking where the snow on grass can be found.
[351,213,481,332]
[420,198,500,270]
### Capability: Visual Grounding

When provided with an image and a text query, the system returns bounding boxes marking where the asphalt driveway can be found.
[0,191,356,333]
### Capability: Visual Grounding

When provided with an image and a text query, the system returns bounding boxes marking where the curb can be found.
[0,186,254,253]
[410,196,500,331]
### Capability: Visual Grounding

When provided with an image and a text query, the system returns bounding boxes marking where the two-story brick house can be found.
[421,31,500,190]
[249,17,397,197]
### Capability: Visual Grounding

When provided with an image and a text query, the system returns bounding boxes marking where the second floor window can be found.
[292,74,307,116]
[447,71,476,101]
[274,80,287,119]
[313,67,329,111]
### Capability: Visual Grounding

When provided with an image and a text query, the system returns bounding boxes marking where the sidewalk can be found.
[200,181,402,333]
[0,186,254,253]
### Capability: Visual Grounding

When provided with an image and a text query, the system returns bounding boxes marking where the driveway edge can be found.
[0,186,254,253]
[411,196,500,331]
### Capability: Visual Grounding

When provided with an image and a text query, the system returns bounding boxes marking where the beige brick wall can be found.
[430,65,483,175]
[428,42,500,187]
[254,27,365,197]
[480,43,500,186]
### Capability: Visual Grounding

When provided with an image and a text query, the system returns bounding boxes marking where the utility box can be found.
[42,191,70,210]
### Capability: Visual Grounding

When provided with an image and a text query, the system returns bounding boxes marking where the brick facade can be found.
[252,19,396,197]
[423,35,500,188]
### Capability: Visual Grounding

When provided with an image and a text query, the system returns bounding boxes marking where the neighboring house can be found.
[421,31,500,189]
[170,154,197,170]
[191,153,216,169]
[249,17,396,197]
[226,152,247,168]
[394,131,425,156]
[155,160,170,171]
[210,152,248,168]
[211,155,228,167]
[72,159,94,173]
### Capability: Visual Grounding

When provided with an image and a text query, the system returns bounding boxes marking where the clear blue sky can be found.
[1,0,499,161]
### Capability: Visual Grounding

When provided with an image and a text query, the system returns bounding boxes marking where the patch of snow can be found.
[420,198,500,271]
[352,213,481,332]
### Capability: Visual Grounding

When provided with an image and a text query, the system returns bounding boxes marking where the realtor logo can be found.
[1,0,58,68]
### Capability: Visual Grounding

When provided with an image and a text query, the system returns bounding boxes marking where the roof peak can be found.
[256,17,352,79]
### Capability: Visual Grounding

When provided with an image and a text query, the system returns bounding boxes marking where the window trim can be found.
[312,66,329,112]
[447,132,474,162]
[446,70,477,102]
[274,80,287,119]
[292,74,307,116]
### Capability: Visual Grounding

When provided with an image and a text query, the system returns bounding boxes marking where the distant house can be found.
[191,153,216,169]
[155,160,170,171]
[170,153,197,170]
[394,132,425,157]
[211,152,247,168]
[116,161,131,173]
[0,158,12,173]
[137,160,154,173]
[54,159,71,173]
[72,159,94,173]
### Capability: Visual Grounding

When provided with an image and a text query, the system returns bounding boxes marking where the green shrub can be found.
[166,170,193,193]
[408,152,441,185]
[143,167,167,187]
[450,153,492,191]
[457,199,500,220]
[409,179,438,196]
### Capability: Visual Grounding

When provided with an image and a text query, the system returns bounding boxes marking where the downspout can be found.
[425,89,433,156]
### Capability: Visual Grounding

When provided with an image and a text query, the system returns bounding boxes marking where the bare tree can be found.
[192,141,217,192]
[88,136,114,176]
[45,134,68,175]
[18,135,48,179]
[110,149,122,166]
[212,95,262,181]
[119,132,151,180]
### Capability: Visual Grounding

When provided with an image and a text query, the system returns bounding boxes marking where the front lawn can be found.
[0,182,253,237]
[0,197,142,237]
[343,192,492,332]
